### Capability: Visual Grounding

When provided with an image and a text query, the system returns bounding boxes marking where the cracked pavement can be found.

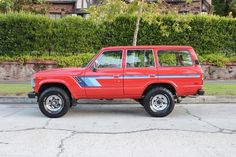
[0,103,235,157]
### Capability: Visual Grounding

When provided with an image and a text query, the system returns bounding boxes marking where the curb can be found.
[0,96,236,104]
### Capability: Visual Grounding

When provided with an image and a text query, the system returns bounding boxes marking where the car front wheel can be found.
[38,87,70,118]
[143,87,175,117]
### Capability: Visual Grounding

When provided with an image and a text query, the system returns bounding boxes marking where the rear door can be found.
[157,49,201,96]
[124,49,158,97]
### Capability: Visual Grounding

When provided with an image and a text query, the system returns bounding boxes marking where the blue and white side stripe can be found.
[74,74,201,87]
[75,76,113,87]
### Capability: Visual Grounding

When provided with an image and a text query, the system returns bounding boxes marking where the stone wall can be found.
[0,62,235,81]
[202,64,236,80]
[0,61,57,81]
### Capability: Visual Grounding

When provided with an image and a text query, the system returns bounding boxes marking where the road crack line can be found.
[56,131,77,157]
[0,127,235,135]
[182,106,236,134]
[43,119,51,129]
[0,141,8,145]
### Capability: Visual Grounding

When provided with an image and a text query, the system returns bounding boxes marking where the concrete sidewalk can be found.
[0,96,236,104]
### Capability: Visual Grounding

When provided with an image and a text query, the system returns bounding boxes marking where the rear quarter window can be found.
[158,50,193,67]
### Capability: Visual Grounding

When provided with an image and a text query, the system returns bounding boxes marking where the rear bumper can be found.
[197,89,205,95]
[28,92,36,98]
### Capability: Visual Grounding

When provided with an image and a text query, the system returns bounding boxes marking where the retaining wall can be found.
[0,62,235,81]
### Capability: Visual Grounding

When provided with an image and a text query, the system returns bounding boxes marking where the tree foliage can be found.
[213,0,236,17]
[0,0,48,13]
[87,0,162,23]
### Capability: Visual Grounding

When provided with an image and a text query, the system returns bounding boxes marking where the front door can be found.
[84,50,124,98]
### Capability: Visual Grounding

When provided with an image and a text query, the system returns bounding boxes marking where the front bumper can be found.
[197,89,205,95]
[28,92,36,98]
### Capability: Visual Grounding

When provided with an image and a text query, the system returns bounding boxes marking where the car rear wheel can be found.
[134,98,144,106]
[143,87,175,117]
[38,87,70,118]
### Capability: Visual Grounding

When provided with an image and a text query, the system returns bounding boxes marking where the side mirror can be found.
[92,66,97,72]
[92,60,99,72]
[195,60,200,65]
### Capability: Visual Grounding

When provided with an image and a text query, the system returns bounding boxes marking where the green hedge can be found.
[102,15,236,56]
[0,13,235,56]
[0,53,95,67]
[0,13,101,54]
[0,53,235,67]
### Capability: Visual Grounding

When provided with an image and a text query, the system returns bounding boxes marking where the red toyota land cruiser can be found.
[28,46,204,118]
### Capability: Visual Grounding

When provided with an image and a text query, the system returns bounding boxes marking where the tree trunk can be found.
[132,0,144,46]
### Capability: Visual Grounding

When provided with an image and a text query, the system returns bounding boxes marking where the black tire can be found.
[134,98,144,106]
[143,87,175,117]
[38,87,70,118]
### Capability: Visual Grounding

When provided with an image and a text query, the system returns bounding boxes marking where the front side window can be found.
[96,50,122,68]
[126,50,155,68]
[158,50,193,66]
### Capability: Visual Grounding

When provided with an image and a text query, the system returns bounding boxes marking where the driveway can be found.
[0,103,235,157]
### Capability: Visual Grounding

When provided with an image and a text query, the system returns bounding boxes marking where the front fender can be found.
[35,77,85,99]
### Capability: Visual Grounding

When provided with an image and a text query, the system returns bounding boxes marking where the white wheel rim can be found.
[44,95,64,114]
[150,94,168,112]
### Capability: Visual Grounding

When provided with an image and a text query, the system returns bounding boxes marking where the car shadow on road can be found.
[68,104,148,117]
[0,103,188,118]
[66,104,188,119]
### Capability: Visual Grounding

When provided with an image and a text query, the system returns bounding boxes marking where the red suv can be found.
[28,46,204,118]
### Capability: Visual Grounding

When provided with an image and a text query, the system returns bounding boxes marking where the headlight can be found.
[31,78,36,88]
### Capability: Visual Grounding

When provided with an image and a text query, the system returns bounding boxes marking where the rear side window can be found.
[158,50,192,66]
[126,50,155,68]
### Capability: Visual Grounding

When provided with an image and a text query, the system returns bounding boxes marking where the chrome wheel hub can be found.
[150,94,168,112]
[44,95,64,114]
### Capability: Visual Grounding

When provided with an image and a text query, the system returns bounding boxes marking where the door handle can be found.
[149,74,156,78]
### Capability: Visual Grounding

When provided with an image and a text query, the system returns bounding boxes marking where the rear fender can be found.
[142,80,178,95]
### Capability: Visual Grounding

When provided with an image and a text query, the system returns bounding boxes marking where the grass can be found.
[0,84,32,96]
[0,83,235,96]
[204,83,236,96]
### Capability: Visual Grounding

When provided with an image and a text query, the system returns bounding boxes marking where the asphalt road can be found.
[0,103,235,157]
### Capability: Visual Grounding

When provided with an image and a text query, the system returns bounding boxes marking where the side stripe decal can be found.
[122,75,150,79]
[75,76,115,87]
[156,74,200,78]
[74,74,201,87]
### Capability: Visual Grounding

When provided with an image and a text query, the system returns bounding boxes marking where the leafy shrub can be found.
[198,53,230,67]
[101,14,236,56]
[0,53,235,67]
[0,13,235,57]
[0,53,95,67]
[0,12,51,53]
[0,13,102,54]
[50,17,102,54]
